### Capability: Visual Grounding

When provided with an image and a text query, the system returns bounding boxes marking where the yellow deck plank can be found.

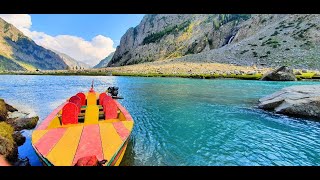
[84,105,99,124]
[32,130,48,144]
[87,92,97,105]
[122,121,134,131]
[46,126,83,166]
[47,116,61,129]
[100,119,121,123]
[99,123,123,162]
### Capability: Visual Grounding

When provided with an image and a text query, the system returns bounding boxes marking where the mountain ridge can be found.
[108,14,320,70]
[50,49,91,69]
[94,52,114,68]
[0,17,68,71]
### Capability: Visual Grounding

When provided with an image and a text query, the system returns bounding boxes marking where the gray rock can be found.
[0,135,17,163]
[12,132,26,147]
[0,99,8,121]
[294,71,302,75]
[14,157,31,166]
[247,71,256,75]
[5,104,17,113]
[7,111,28,119]
[7,116,39,131]
[260,66,297,81]
[258,85,320,119]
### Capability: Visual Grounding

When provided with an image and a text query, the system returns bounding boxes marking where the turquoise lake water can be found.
[0,75,320,166]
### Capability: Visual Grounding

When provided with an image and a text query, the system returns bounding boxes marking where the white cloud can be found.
[0,14,31,29]
[32,33,115,66]
[0,14,115,66]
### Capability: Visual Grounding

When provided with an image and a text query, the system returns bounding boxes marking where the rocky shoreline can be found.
[0,99,38,166]
[1,62,320,81]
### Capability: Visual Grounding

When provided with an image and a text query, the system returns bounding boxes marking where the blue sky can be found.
[0,14,145,66]
[30,14,145,47]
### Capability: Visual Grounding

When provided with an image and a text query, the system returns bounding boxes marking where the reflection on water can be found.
[1,75,320,166]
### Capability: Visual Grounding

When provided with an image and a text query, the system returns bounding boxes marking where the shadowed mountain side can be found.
[0,17,68,71]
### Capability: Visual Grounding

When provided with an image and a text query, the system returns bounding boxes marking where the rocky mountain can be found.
[94,52,114,68]
[108,14,320,70]
[0,17,67,71]
[50,49,90,69]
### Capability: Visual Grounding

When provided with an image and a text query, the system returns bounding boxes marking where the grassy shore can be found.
[1,61,319,80]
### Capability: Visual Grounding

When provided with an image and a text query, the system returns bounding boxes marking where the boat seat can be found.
[102,95,113,108]
[61,102,79,125]
[69,95,81,113]
[76,92,86,106]
[104,100,118,119]
[99,93,107,105]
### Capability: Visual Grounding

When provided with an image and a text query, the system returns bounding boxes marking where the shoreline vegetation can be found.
[1,62,320,80]
[0,99,38,166]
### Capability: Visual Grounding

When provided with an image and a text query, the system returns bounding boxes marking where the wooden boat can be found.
[31,85,134,166]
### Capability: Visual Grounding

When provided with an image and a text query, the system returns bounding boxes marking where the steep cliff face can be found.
[109,14,320,69]
[108,14,250,67]
[94,52,114,68]
[0,18,68,71]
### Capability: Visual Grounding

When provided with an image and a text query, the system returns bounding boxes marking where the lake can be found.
[1,75,320,166]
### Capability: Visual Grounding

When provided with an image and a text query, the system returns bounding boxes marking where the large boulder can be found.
[260,66,297,81]
[7,116,39,131]
[12,131,26,146]
[0,122,18,163]
[258,85,320,119]
[0,99,8,121]
[5,104,17,113]
[0,99,18,121]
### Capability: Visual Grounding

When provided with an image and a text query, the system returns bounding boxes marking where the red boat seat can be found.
[99,93,107,105]
[69,95,81,113]
[102,95,113,107]
[62,102,79,125]
[76,92,86,106]
[104,100,118,119]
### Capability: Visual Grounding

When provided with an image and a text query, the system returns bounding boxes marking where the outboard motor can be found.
[107,86,119,97]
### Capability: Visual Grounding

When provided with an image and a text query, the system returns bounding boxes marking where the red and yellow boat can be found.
[31,85,134,166]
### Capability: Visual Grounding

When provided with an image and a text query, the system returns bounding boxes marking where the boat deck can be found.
[32,121,133,166]
[31,91,134,166]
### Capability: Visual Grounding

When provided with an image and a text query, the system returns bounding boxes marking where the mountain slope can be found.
[108,14,320,70]
[94,52,114,68]
[108,14,250,67]
[175,14,320,69]
[0,17,67,71]
[50,49,90,69]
